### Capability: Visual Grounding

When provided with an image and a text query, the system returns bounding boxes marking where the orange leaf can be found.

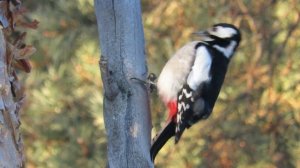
[13,59,31,73]
[18,19,39,29]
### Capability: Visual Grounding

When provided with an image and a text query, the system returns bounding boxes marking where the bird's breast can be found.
[157,41,199,104]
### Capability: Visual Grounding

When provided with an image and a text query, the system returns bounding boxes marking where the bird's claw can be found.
[130,73,157,93]
[147,73,157,93]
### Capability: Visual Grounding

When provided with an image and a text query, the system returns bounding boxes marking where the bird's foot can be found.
[130,73,157,93]
[147,73,157,92]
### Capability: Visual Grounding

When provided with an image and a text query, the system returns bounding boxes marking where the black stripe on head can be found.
[207,36,231,47]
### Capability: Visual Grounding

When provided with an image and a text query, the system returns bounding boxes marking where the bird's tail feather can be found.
[150,120,176,162]
[175,126,186,144]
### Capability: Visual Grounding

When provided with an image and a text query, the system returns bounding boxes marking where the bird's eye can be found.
[212,27,218,31]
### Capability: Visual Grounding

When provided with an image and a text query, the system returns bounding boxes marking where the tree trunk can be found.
[94,0,153,167]
[0,30,24,167]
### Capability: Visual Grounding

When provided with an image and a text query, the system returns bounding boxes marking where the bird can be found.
[150,23,241,161]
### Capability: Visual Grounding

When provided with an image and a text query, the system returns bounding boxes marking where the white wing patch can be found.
[178,102,190,112]
[181,88,192,98]
[178,91,191,101]
[187,46,212,90]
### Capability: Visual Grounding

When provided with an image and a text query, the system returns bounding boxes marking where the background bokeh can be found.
[21,0,299,167]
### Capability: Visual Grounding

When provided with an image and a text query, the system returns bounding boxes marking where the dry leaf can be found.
[12,59,31,73]
[14,45,36,60]
[18,19,39,29]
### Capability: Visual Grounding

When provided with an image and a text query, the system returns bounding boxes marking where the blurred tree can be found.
[0,0,36,166]
[18,0,300,167]
[0,25,23,168]
[22,0,107,167]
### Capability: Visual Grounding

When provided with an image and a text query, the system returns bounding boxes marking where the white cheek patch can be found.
[211,27,237,38]
[213,41,237,58]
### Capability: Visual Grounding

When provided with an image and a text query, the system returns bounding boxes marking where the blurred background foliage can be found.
[20,0,299,167]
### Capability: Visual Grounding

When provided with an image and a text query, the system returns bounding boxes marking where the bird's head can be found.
[194,23,241,58]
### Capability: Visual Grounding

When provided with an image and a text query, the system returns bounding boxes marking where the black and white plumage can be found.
[175,39,235,142]
[151,23,241,161]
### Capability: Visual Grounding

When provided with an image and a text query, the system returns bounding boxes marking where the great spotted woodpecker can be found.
[150,23,241,161]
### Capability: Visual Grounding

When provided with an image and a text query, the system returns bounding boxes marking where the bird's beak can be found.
[192,30,209,37]
[192,30,213,41]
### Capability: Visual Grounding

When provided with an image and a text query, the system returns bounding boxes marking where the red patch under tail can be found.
[167,101,177,121]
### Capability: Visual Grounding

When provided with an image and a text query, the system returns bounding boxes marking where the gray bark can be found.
[94,0,153,167]
[0,30,24,167]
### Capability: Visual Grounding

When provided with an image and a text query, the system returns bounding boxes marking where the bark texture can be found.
[0,30,24,167]
[94,0,153,167]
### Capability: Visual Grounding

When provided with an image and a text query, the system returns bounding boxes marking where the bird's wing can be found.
[175,84,195,143]
[175,44,213,143]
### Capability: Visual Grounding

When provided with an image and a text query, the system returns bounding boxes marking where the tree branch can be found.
[94,0,153,167]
